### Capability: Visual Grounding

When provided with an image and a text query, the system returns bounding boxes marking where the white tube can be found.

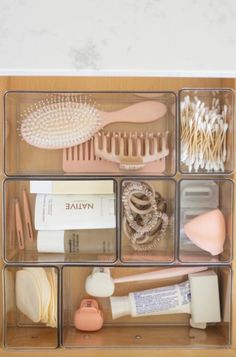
[110,280,191,319]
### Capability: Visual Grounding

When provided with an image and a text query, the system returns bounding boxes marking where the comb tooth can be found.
[94,133,99,156]
[102,132,107,153]
[82,142,86,161]
[117,132,120,155]
[134,133,137,154]
[115,132,119,155]
[63,148,68,162]
[163,131,169,150]
[77,143,81,161]
[145,132,150,156]
[111,132,116,155]
[137,135,142,156]
[148,132,153,155]
[71,146,77,161]
[160,133,164,152]
[106,132,111,153]
[90,137,96,160]
[160,132,165,151]
[98,132,103,151]
[153,134,158,153]
[141,132,145,156]
[124,132,129,156]
[84,140,89,161]
[68,147,73,161]
[128,132,133,157]
[74,144,81,161]
[94,132,104,161]
[120,135,125,156]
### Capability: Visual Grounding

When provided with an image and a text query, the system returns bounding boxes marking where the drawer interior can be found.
[0,76,235,352]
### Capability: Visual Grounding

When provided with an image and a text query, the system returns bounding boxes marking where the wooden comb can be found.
[63,131,169,174]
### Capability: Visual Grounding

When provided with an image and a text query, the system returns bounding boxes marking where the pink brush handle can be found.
[113,266,208,284]
[99,101,166,127]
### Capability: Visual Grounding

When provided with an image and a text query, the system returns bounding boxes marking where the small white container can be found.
[34,194,116,230]
[37,229,115,254]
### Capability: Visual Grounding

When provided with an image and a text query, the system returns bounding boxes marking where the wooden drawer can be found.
[0,76,235,356]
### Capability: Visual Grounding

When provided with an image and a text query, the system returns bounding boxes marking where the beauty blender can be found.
[184,209,226,256]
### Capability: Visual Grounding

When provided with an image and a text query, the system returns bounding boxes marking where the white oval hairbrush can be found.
[20,96,167,149]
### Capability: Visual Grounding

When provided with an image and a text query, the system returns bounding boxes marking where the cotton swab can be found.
[180,95,229,172]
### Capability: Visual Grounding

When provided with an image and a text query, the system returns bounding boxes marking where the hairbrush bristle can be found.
[20,95,102,149]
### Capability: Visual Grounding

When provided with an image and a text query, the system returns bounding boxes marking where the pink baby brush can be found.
[20,95,167,149]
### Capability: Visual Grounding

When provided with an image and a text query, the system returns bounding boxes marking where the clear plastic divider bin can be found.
[62,266,232,349]
[179,88,234,175]
[120,178,176,264]
[3,178,117,264]
[4,91,176,176]
[4,266,59,349]
[178,179,234,263]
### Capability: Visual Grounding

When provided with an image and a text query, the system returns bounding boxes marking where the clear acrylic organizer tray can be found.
[4,91,177,176]
[2,87,235,351]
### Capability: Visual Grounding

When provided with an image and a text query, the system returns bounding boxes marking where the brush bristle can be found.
[20,96,101,149]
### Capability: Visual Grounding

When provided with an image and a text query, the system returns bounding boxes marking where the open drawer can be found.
[0,76,235,355]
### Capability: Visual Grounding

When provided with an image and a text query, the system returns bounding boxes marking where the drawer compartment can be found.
[4,91,176,176]
[3,266,59,349]
[120,179,176,263]
[179,89,234,174]
[3,178,117,264]
[178,179,234,263]
[62,266,232,348]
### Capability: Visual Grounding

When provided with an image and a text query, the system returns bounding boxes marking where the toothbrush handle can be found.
[113,266,208,284]
[100,101,166,127]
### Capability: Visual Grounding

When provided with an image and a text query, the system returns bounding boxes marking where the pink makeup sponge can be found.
[184,209,226,256]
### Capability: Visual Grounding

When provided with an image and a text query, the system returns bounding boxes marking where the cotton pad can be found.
[46,269,57,328]
[16,267,57,328]
[16,270,41,323]
[23,267,51,323]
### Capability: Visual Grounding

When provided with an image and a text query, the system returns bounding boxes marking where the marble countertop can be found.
[0,0,236,77]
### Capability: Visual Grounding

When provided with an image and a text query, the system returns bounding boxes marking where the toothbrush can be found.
[85,266,208,297]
